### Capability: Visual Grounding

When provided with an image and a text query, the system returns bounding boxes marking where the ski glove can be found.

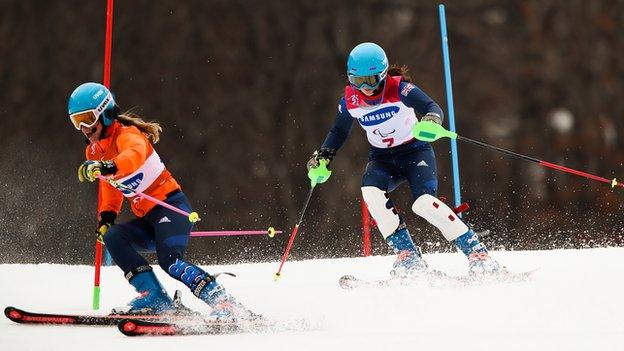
[307,148,334,186]
[306,148,336,171]
[96,211,117,244]
[421,113,443,125]
[78,160,117,182]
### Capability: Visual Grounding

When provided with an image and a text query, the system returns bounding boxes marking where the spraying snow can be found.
[2,248,624,351]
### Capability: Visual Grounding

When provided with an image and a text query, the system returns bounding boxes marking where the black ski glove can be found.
[96,211,117,244]
[421,113,443,125]
[306,148,336,171]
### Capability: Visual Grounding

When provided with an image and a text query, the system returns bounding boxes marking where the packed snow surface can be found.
[2,248,624,351]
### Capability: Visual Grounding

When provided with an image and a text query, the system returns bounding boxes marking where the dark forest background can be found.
[1,0,623,265]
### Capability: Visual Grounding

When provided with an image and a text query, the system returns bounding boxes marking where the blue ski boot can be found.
[386,227,429,277]
[453,230,501,275]
[167,259,258,321]
[198,278,259,321]
[111,268,175,314]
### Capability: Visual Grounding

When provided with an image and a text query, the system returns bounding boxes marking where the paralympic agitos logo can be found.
[358,106,400,126]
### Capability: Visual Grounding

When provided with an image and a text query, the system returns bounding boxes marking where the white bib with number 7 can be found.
[348,100,417,149]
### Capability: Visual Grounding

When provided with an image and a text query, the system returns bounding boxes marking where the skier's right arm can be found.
[307,98,354,171]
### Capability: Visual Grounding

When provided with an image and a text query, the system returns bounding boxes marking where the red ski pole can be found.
[95,174,200,222]
[191,228,281,237]
[414,122,624,189]
[274,184,317,280]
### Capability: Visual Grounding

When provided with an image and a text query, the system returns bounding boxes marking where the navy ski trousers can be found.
[103,191,194,277]
[362,140,438,200]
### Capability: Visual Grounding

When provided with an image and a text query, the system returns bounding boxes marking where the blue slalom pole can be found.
[438,4,463,215]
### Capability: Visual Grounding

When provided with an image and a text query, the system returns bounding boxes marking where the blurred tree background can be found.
[1,0,623,265]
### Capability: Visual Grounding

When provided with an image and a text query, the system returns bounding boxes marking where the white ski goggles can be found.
[348,68,388,90]
[69,110,101,130]
[69,93,113,130]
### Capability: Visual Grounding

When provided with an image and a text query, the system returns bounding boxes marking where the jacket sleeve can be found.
[398,81,444,120]
[113,130,150,176]
[320,97,354,152]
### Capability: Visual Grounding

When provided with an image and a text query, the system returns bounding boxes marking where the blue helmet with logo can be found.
[67,82,117,129]
[346,42,389,90]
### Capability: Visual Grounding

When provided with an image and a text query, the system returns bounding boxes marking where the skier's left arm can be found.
[399,81,444,124]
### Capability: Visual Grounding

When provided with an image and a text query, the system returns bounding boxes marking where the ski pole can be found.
[413,121,624,189]
[191,228,281,237]
[95,174,201,222]
[274,185,316,280]
[274,160,332,280]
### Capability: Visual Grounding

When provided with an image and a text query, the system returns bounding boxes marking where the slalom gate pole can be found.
[92,239,103,310]
[191,229,281,237]
[93,0,115,311]
[274,184,317,279]
[413,122,624,189]
[95,174,201,223]
[438,4,464,214]
[361,198,372,257]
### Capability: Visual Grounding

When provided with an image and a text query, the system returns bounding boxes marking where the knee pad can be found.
[361,186,400,239]
[412,193,468,241]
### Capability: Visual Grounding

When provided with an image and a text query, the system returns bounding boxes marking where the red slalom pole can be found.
[92,239,103,310]
[361,198,371,257]
[93,0,114,311]
[103,0,114,88]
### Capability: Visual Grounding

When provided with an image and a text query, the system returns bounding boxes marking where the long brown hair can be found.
[116,109,162,144]
[387,64,412,82]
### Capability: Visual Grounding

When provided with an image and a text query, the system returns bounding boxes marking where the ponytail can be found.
[387,64,412,83]
[116,110,162,144]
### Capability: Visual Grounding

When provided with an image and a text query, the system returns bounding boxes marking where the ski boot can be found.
[467,251,501,275]
[170,290,201,317]
[198,276,261,322]
[453,230,501,275]
[386,227,429,278]
[111,268,175,315]
[167,259,259,322]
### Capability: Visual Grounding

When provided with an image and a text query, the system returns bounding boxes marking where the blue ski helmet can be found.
[67,82,116,129]
[346,42,389,90]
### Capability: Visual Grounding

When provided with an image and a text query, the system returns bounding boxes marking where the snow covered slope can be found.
[2,248,624,351]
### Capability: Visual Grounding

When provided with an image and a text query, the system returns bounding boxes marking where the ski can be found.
[339,268,538,290]
[117,318,302,336]
[4,306,196,326]
[118,318,243,336]
[118,315,315,336]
